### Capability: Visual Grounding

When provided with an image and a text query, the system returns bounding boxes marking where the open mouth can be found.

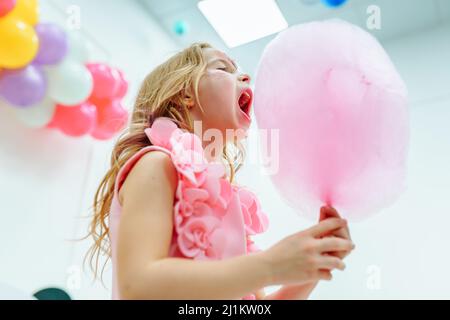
[238,88,253,119]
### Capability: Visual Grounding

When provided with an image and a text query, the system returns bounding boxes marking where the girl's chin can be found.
[235,108,252,130]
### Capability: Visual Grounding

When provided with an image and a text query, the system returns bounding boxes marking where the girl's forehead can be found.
[204,48,236,65]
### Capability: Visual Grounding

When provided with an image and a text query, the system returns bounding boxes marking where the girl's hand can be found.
[259,206,355,300]
[319,206,354,259]
[259,218,354,286]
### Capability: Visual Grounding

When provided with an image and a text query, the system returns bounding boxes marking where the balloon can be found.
[91,100,128,140]
[173,20,188,36]
[0,17,38,69]
[0,0,16,17]
[7,0,38,25]
[46,60,93,106]
[13,97,55,128]
[86,63,122,99]
[254,20,409,221]
[0,65,46,107]
[34,23,68,65]
[321,0,347,8]
[51,102,97,137]
[67,32,90,63]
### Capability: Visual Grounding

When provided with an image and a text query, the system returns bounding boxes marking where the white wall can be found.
[0,0,179,299]
[242,22,450,299]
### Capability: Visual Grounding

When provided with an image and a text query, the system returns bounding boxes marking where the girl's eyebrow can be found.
[209,58,237,69]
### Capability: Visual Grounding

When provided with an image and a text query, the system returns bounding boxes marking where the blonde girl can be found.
[86,42,354,300]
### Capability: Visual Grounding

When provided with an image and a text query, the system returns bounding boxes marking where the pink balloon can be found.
[86,63,123,99]
[51,103,97,137]
[0,0,16,17]
[254,20,409,221]
[91,100,128,140]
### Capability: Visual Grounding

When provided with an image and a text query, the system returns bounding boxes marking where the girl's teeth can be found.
[241,92,250,104]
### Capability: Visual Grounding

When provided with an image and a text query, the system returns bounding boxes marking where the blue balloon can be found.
[321,0,348,8]
[173,20,188,36]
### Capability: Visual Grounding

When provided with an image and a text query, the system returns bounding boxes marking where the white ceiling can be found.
[137,0,450,76]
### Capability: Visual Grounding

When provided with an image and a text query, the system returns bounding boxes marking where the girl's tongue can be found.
[238,90,252,115]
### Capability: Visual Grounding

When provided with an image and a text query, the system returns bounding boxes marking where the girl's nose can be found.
[239,73,251,83]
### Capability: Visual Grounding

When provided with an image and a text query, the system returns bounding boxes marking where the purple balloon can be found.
[34,23,69,65]
[0,66,47,108]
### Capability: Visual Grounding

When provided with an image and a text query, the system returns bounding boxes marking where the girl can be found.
[86,43,354,300]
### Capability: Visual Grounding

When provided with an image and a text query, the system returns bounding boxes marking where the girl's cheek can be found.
[206,69,224,77]
[201,72,235,105]
[207,70,233,81]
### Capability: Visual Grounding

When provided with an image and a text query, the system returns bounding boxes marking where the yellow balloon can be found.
[7,0,39,26]
[0,17,39,69]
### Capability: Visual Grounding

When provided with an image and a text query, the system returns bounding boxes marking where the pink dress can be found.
[108,117,269,300]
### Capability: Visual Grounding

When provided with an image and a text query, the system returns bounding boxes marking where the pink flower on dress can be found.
[174,180,212,231]
[144,117,181,151]
[200,163,233,215]
[177,216,227,260]
[238,188,269,236]
[171,130,203,154]
[171,132,209,186]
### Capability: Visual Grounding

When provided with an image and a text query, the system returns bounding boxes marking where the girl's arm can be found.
[116,151,272,299]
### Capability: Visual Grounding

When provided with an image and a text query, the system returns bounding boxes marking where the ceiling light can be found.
[198,0,288,48]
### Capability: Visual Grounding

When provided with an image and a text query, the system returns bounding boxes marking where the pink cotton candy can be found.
[254,20,409,221]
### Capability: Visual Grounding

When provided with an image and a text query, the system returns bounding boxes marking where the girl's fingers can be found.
[319,206,328,222]
[315,269,333,281]
[317,256,346,271]
[307,218,347,238]
[323,250,346,259]
[320,206,340,219]
[317,237,354,252]
[332,226,351,241]
[319,206,352,240]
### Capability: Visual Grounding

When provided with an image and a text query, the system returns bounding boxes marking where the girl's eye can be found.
[217,66,237,74]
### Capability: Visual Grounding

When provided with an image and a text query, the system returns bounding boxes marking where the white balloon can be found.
[14,97,56,128]
[46,59,93,106]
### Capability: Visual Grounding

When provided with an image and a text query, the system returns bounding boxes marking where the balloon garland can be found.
[0,0,129,140]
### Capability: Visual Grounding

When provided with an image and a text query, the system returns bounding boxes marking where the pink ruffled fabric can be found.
[145,117,269,299]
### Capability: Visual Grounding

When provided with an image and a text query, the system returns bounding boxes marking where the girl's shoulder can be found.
[118,149,177,207]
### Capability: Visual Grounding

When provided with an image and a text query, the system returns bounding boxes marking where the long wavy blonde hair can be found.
[85,42,246,280]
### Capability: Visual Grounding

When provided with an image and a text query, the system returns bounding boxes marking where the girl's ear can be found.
[184,96,194,108]
[183,87,195,109]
